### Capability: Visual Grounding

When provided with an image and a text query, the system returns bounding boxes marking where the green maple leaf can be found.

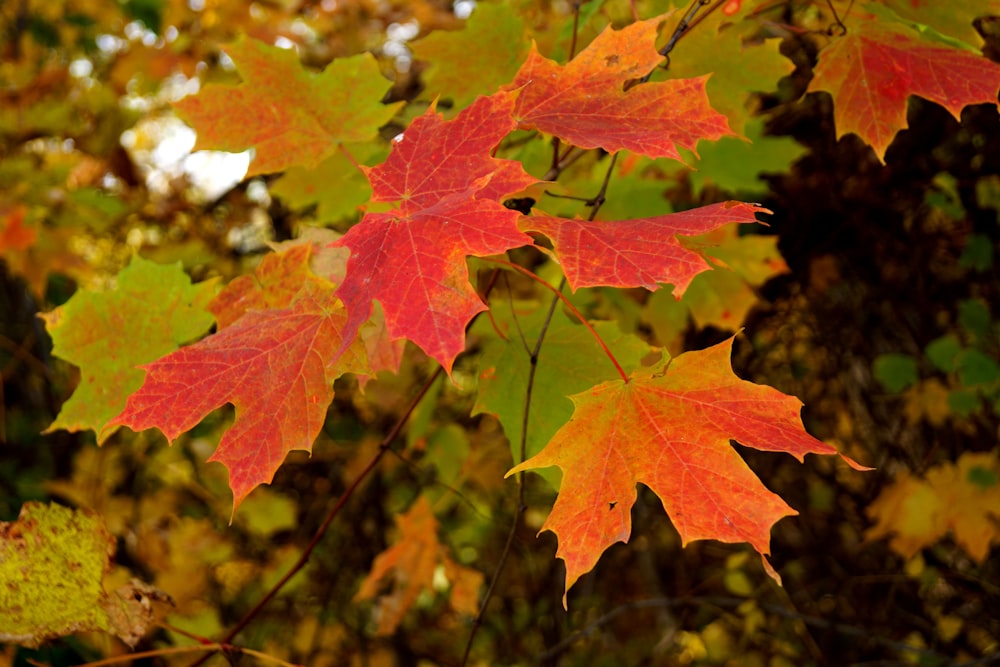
[270,141,388,225]
[658,3,795,134]
[474,302,652,482]
[411,2,530,112]
[42,256,217,443]
[685,118,808,194]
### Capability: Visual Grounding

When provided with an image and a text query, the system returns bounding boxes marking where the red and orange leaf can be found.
[809,19,1000,161]
[506,15,734,160]
[353,497,482,635]
[332,91,537,374]
[111,250,370,512]
[508,336,868,604]
[522,202,770,294]
[209,244,319,329]
[0,204,35,253]
[174,37,402,177]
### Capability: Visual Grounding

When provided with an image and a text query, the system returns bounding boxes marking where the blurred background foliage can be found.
[1,0,999,665]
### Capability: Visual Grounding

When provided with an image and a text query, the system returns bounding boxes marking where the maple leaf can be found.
[506,15,734,160]
[683,118,809,194]
[41,256,217,443]
[809,19,1000,161]
[658,3,795,134]
[866,451,1000,562]
[874,0,1000,51]
[0,503,159,649]
[332,91,537,374]
[474,302,653,475]
[173,37,402,177]
[270,142,388,224]
[411,2,530,111]
[522,202,770,294]
[649,220,790,338]
[508,336,868,603]
[353,497,483,635]
[111,246,370,511]
[269,230,406,379]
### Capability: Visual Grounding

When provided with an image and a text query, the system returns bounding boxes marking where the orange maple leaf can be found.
[809,19,1000,161]
[509,336,868,604]
[174,37,402,176]
[354,497,483,635]
[506,14,734,160]
[0,205,36,253]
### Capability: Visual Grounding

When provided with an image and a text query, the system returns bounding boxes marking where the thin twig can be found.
[533,596,959,664]
[483,259,627,383]
[658,0,714,62]
[824,0,849,36]
[79,643,303,667]
[186,367,444,667]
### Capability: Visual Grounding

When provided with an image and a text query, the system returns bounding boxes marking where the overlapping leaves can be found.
[37,7,916,606]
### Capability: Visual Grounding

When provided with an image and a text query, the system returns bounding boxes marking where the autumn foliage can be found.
[2,0,1000,665]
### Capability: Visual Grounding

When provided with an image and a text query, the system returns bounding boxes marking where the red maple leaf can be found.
[112,246,370,511]
[522,202,770,294]
[508,336,868,604]
[332,91,537,374]
[506,15,734,160]
[809,19,1000,161]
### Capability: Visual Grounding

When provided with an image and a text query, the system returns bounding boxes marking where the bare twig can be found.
[186,367,444,667]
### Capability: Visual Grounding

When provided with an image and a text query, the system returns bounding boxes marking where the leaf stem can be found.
[482,258,628,383]
[185,367,444,667]
[78,643,303,667]
[658,0,717,63]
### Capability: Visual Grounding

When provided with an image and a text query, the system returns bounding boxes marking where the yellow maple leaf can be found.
[866,451,1000,561]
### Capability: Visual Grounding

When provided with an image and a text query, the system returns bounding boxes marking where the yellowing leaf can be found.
[0,503,159,648]
[866,450,1000,561]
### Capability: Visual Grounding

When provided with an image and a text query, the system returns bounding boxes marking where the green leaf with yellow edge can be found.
[474,301,653,483]
[0,502,159,648]
[270,142,389,225]
[174,37,403,177]
[41,255,218,444]
[697,223,787,286]
[685,118,808,195]
[866,450,1000,562]
[412,2,530,112]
